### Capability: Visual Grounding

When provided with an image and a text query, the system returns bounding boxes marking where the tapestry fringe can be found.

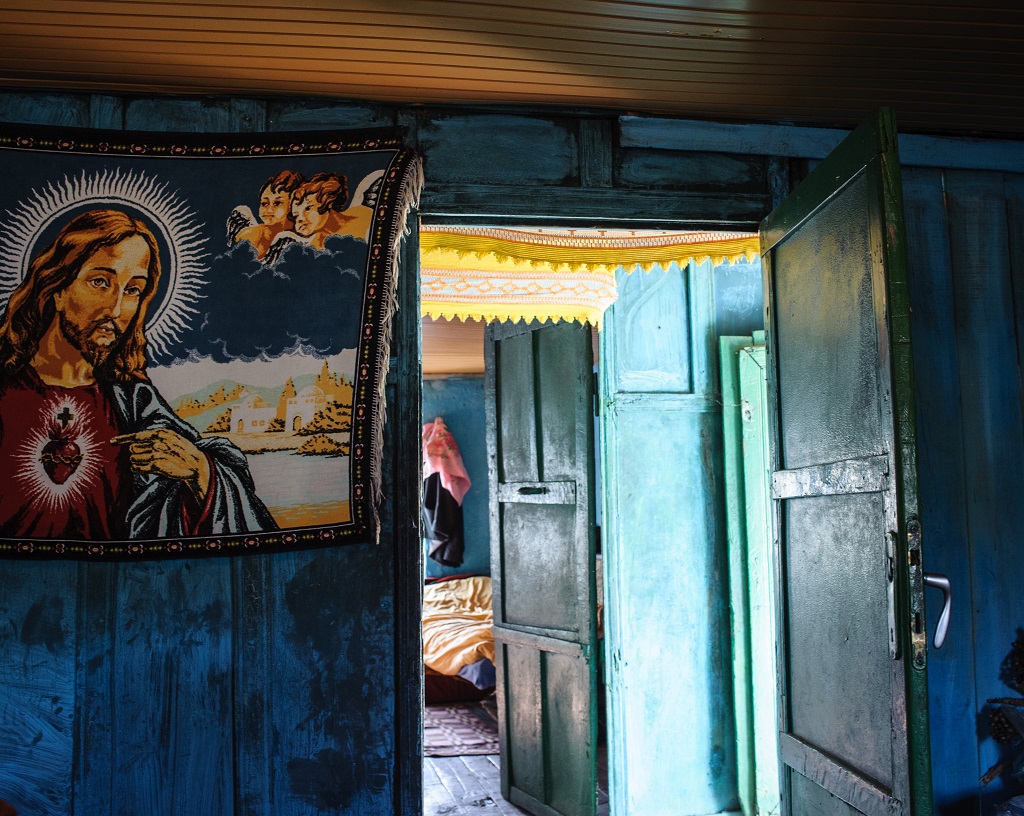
[371,150,424,542]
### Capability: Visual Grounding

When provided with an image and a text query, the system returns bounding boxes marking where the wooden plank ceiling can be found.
[0,1,1022,137]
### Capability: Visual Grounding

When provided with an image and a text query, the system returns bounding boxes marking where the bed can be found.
[423,575,496,703]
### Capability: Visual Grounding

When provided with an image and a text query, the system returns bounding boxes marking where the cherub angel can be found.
[226,170,305,262]
[261,170,385,265]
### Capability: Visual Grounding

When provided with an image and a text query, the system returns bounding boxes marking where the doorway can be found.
[415,225,763,816]
[419,314,609,816]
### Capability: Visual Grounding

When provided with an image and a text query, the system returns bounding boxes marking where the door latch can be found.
[923,573,952,649]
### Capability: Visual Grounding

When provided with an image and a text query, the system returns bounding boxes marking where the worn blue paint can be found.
[601,261,738,815]
[418,113,580,186]
[903,166,1024,813]
[710,257,764,338]
[268,100,396,131]
[0,91,410,816]
[0,92,93,127]
[124,98,239,132]
[903,168,980,811]
[616,148,766,194]
[620,116,1024,172]
[422,376,491,577]
[112,560,235,815]
[0,562,77,815]
[944,170,1024,811]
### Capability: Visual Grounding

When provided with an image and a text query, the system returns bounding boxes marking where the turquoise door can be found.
[761,110,932,814]
[600,258,737,814]
[485,319,599,816]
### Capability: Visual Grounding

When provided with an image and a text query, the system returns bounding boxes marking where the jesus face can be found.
[53,235,151,365]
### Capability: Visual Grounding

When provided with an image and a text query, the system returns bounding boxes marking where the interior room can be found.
[0,5,1023,816]
[415,227,763,814]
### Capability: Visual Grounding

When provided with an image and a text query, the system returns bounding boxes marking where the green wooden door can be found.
[721,334,780,816]
[761,110,932,815]
[485,320,599,816]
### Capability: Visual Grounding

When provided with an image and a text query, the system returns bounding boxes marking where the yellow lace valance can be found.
[420,226,759,326]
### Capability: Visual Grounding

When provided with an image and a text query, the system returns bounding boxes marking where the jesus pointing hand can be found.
[111,429,212,502]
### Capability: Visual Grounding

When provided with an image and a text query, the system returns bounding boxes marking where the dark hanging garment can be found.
[422,416,471,568]
[422,471,465,567]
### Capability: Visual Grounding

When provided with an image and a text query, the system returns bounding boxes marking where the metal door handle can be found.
[518,486,548,495]
[923,573,951,649]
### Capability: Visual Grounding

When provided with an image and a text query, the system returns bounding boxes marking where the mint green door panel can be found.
[762,110,931,815]
[739,342,781,816]
[721,336,780,816]
[486,320,598,816]
[721,335,757,816]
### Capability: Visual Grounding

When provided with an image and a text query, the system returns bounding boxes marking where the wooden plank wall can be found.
[0,89,1020,815]
[0,93,421,816]
[904,166,1024,814]
[421,375,490,578]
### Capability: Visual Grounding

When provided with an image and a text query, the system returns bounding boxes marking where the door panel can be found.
[486,319,598,816]
[790,770,864,816]
[785,493,892,787]
[762,110,931,815]
[601,258,735,814]
[774,172,884,470]
[500,503,578,632]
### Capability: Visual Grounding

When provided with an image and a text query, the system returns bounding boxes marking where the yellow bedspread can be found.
[423,576,495,676]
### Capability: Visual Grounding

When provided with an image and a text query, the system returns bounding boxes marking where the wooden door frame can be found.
[404,183,773,813]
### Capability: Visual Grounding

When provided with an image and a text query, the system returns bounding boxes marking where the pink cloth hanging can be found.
[422,417,471,505]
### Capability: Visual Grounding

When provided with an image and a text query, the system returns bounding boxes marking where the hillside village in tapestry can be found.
[171,359,353,457]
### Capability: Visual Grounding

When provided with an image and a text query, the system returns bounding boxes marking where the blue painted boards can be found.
[904,166,1024,813]
[0,93,412,816]
[422,376,491,577]
[2,85,1023,816]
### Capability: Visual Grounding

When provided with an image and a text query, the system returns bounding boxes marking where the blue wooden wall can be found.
[903,167,1024,814]
[0,93,422,816]
[0,88,1020,816]
[421,376,490,578]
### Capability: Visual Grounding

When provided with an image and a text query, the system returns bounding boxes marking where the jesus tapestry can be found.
[0,125,422,560]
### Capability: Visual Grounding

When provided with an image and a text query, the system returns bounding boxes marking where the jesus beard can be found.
[59,313,123,368]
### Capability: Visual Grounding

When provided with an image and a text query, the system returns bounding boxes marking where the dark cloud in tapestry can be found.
[154,234,366,366]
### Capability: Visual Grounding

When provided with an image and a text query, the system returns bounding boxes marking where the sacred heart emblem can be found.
[39,406,83,485]
[40,436,83,485]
